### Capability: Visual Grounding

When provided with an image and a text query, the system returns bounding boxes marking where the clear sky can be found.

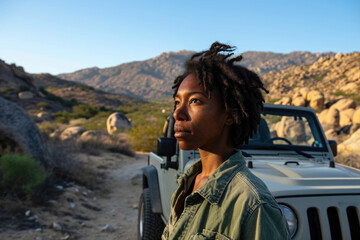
[0,0,359,75]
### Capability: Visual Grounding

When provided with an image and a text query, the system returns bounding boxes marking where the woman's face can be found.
[173,74,231,151]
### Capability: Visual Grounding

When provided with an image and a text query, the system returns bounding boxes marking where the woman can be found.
[161,42,290,240]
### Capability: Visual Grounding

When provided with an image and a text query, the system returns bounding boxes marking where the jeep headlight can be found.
[279,204,298,238]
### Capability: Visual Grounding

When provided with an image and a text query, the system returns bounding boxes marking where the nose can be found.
[173,102,189,121]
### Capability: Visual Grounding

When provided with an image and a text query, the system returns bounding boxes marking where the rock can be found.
[0,97,47,165]
[338,129,360,157]
[339,109,355,127]
[318,107,340,128]
[80,130,108,142]
[106,112,132,134]
[28,215,38,221]
[307,91,325,111]
[18,91,34,99]
[275,96,292,106]
[274,116,307,144]
[331,98,356,111]
[25,210,31,216]
[325,129,338,140]
[60,234,70,240]
[353,108,360,124]
[60,126,86,141]
[335,52,343,59]
[350,123,360,135]
[53,222,62,231]
[101,224,115,233]
[36,112,52,122]
[340,82,358,93]
[299,87,309,100]
[292,96,306,107]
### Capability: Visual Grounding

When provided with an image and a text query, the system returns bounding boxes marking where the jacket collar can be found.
[178,150,246,205]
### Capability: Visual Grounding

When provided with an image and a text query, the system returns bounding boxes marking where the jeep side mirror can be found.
[157,137,178,170]
[328,140,337,157]
[157,137,176,157]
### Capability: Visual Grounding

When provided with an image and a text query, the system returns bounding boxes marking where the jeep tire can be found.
[138,188,165,240]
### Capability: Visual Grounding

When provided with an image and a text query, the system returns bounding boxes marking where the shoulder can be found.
[221,166,278,212]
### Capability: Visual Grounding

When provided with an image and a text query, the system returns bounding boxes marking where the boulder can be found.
[340,82,358,93]
[292,96,306,107]
[106,112,132,134]
[318,107,340,128]
[353,108,360,124]
[60,127,86,141]
[274,116,307,145]
[338,129,360,157]
[299,87,309,100]
[325,129,338,140]
[331,98,356,111]
[80,130,108,142]
[275,96,292,106]
[307,90,324,111]
[0,97,47,165]
[18,91,34,99]
[350,123,360,135]
[339,108,355,127]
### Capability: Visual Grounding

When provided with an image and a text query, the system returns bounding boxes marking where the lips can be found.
[174,124,191,138]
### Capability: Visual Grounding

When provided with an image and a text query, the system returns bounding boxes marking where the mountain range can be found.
[58,51,335,100]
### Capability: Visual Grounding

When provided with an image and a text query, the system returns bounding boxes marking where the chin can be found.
[178,142,198,151]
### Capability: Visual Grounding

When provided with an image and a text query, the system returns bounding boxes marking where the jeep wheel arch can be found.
[142,165,163,213]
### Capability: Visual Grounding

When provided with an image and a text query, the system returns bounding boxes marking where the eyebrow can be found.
[175,91,208,98]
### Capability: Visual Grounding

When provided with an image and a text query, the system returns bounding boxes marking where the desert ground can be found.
[0,151,148,240]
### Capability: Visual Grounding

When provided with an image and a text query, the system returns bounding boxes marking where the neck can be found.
[198,147,234,176]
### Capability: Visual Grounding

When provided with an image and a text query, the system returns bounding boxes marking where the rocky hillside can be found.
[263,52,360,102]
[0,59,142,114]
[262,52,360,166]
[58,51,334,100]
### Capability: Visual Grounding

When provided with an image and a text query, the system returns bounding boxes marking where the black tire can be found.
[138,188,165,240]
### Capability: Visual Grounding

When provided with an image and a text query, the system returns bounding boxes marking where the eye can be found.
[174,100,180,107]
[190,98,200,104]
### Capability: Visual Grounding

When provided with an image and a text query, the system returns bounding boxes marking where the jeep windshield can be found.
[239,105,328,153]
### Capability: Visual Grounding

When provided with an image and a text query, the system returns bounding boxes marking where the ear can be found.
[225,110,234,126]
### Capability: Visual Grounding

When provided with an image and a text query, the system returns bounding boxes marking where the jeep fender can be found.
[142,165,162,214]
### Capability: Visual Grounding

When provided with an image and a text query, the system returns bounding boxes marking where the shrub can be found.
[39,87,78,107]
[37,102,50,109]
[1,87,16,94]
[19,86,30,92]
[79,131,135,156]
[0,154,47,196]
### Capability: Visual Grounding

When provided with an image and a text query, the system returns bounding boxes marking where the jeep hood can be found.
[249,159,360,197]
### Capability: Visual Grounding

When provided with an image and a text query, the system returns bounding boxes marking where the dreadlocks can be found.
[172,41,268,146]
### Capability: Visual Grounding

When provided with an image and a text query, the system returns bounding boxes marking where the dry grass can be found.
[78,131,135,157]
[44,138,106,191]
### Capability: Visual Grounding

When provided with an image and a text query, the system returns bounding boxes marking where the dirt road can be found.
[0,151,148,240]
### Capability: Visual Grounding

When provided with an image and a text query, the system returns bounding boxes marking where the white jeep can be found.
[138,104,360,240]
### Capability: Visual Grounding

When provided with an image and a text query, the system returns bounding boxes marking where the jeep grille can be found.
[277,195,360,239]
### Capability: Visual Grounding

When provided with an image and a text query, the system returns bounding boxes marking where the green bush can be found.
[39,87,79,107]
[0,154,47,195]
[19,86,30,92]
[118,102,172,152]
[54,104,109,124]
[37,102,50,109]
[1,87,16,94]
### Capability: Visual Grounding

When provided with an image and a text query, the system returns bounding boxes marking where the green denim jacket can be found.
[162,151,291,240]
